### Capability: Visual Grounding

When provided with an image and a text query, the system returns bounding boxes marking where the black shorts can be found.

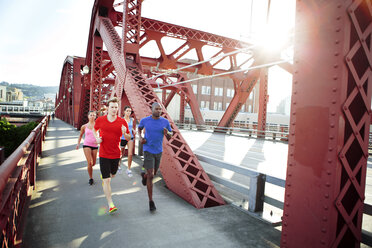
[83,145,98,150]
[120,137,134,147]
[99,157,120,179]
[143,151,162,171]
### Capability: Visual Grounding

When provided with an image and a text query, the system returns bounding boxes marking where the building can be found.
[187,74,258,114]
[6,87,24,101]
[0,86,6,102]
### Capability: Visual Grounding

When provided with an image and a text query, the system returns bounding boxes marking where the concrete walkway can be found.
[22,119,281,248]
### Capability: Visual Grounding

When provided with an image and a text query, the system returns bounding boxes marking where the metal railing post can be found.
[248,173,266,212]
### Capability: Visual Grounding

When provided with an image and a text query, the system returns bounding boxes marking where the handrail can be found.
[194,149,372,246]
[176,122,289,141]
[0,115,49,247]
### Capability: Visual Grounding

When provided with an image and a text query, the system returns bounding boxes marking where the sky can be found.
[0,0,295,112]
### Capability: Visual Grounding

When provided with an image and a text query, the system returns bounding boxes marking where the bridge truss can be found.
[55,0,371,247]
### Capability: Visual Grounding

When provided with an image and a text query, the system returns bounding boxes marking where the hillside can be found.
[0,81,58,99]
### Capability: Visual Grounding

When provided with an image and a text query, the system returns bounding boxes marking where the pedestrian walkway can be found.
[22,119,281,248]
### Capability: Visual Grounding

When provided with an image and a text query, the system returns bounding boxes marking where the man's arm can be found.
[163,128,173,139]
[138,126,146,144]
[122,124,131,141]
[92,128,102,144]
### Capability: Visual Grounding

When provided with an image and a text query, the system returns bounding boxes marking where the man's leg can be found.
[146,168,155,201]
[148,152,162,211]
[102,177,114,206]
[100,158,117,212]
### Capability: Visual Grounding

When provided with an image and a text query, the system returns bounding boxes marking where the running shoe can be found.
[118,166,122,174]
[89,178,94,185]
[141,171,147,186]
[126,169,133,177]
[149,200,156,211]
[109,206,118,213]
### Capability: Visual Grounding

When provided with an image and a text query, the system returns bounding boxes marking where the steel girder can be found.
[90,35,104,112]
[143,71,205,126]
[110,10,253,76]
[77,75,91,129]
[124,64,225,208]
[281,1,371,247]
[217,67,261,128]
[55,57,73,124]
[55,56,84,128]
[109,5,265,131]
[92,1,224,208]
[72,57,85,128]
[257,68,269,138]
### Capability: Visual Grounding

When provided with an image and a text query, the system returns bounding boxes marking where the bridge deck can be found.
[22,119,281,248]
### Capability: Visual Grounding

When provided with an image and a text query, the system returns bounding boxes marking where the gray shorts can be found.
[143,151,162,170]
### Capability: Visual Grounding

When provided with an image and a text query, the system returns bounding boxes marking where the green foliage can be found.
[0,118,38,158]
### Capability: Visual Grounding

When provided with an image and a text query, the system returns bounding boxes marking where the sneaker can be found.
[118,166,122,174]
[141,171,147,186]
[126,169,133,177]
[109,206,118,213]
[149,200,156,211]
[89,178,94,185]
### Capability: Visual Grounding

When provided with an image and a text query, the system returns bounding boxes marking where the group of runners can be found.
[76,98,172,213]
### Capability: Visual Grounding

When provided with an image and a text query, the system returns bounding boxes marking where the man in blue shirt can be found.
[138,102,172,211]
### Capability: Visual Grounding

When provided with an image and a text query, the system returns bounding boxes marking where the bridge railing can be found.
[175,122,289,141]
[0,115,49,247]
[176,124,372,246]
[195,153,372,247]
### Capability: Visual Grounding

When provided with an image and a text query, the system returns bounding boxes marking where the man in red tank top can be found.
[93,98,131,214]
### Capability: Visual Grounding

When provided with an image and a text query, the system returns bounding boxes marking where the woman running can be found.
[119,106,136,177]
[76,111,98,185]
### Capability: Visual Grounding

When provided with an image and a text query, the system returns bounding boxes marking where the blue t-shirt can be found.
[121,118,134,139]
[138,116,172,154]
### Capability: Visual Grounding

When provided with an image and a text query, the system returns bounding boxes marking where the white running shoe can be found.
[126,169,133,177]
[118,166,122,174]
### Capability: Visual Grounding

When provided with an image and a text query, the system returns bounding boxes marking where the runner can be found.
[76,111,98,185]
[119,106,136,177]
[93,98,131,213]
[138,102,172,211]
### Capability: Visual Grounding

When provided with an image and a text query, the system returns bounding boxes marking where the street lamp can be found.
[82,65,90,74]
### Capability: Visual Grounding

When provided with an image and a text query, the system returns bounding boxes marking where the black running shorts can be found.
[83,145,98,150]
[120,137,134,147]
[99,157,120,179]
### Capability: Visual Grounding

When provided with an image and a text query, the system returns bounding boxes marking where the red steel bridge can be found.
[53,1,371,247]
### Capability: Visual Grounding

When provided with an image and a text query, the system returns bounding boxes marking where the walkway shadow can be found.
[23,119,282,248]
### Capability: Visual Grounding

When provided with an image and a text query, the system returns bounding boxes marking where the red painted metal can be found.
[124,64,225,208]
[72,57,85,128]
[55,57,73,124]
[153,74,205,126]
[91,0,224,208]
[257,68,268,138]
[90,35,104,112]
[217,69,261,129]
[55,56,85,128]
[179,91,185,123]
[163,90,176,108]
[0,117,49,247]
[281,1,371,247]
